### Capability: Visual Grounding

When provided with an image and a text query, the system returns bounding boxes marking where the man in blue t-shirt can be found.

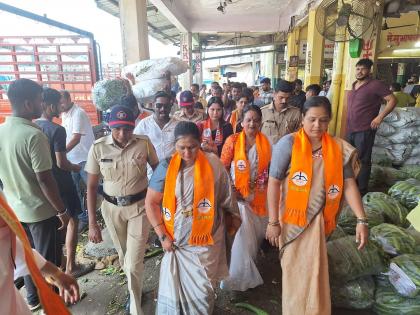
[36,88,93,278]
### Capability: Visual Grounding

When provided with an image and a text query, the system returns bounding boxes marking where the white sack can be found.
[122,57,188,82]
[377,122,396,137]
[131,78,168,101]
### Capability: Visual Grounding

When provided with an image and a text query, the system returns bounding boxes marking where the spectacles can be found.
[155,103,171,109]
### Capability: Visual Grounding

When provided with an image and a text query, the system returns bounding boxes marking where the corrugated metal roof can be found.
[94,0,180,45]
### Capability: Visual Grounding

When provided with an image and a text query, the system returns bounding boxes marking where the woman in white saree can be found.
[220,105,271,291]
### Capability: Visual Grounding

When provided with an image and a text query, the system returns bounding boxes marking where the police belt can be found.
[103,189,147,207]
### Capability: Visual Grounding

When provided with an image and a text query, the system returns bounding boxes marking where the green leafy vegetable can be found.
[389,254,420,297]
[338,204,384,234]
[327,236,388,284]
[331,276,375,310]
[363,192,409,227]
[389,179,420,210]
[92,79,129,111]
[235,303,269,315]
[370,223,416,256]
[374,279,420,315]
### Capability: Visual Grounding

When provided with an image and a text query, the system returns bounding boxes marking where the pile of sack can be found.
[92,57,188,111]
[373,107,420,167]
[329,171,420,314]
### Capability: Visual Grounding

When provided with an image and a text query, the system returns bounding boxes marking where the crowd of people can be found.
[0,57,410,315]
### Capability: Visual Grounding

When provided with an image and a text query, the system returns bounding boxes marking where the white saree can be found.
[220,145,268,292]
[156,153,238,315]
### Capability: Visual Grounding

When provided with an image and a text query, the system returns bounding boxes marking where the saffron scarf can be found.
[283,128,343,235]
[230,110,239,133]
[201,118,223,145]
[162,150,215,246]
[0,195,70,315]
[233,131,271,216]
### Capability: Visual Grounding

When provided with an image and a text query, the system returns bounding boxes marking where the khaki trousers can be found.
[101,200,150,315]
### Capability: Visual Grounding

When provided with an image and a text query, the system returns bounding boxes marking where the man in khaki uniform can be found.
[173,90,206,123]
[86,105,159,315]
[261,80,302,145]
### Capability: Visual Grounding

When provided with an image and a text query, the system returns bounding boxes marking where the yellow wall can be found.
[378,11,420,59]
[299,25,308,40]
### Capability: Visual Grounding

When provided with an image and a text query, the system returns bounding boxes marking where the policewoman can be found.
[85,105,159,315]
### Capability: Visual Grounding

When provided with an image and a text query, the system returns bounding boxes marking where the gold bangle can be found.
[268,221,280,226]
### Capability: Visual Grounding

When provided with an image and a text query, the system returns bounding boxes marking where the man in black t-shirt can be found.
[36,88,93,277]
[288,79,306,111]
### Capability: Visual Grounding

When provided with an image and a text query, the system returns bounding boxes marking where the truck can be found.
[0,35,100,125]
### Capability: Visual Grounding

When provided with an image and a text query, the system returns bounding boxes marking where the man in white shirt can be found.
[319,80,331,97]
[206,82,222,102]
[255,77,274,107]
[60,91,95,229]
[134,91,179,161]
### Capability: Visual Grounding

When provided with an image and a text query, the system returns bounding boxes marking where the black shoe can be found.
[14,277,24,290]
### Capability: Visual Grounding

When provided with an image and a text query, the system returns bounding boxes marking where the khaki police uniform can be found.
[173,108,206,123]
[85,134,159,315]
[261,102,302,145]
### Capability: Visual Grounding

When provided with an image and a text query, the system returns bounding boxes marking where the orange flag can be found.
[0,194,70,315]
